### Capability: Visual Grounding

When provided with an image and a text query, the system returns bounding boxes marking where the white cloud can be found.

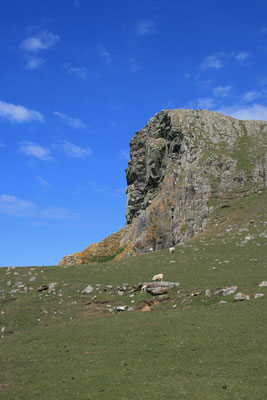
[217,104,267,121]
[18,141,52,160]
[128,58,142,73]
[35,176,49,188]
[0,194,35,217]
[99,49,112,65]
[0,100,44,123]
[0,194,76,219]
[235,51,250,64]
[39,207,77,219]
[195,97,217,109]
[243,91,261,102]
[135,19,157,36]
[53,111,88,129]
[25,57,43,70]
[212,85,232,97]
[67,66,88,79]
[120,149,129,160]
[55,140,92,158]
[20,32,60,53]
[200,54,225,70]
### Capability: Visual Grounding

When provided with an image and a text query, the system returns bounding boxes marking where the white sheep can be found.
[152,273,164,281]
[169,247,175,254]
[148,248,154,252]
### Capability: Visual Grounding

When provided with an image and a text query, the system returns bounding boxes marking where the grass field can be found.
[0,190,267,399]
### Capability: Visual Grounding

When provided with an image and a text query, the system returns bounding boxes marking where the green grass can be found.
[0,190,267,399]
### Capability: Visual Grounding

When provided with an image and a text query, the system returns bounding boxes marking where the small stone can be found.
[233,293,249,302]
[254,293,264,299]
[82,285,93,294]
[219,301,227,304]
[205,289,211,299]
[116,306,127,311]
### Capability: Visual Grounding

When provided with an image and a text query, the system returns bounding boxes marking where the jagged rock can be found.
[116,306,127,312]
[145,281,180,295]
[82,285,94,294]
[215,286,238,296]
[233,293,250,301]
[254,293,264,299]
[58,109,267,265]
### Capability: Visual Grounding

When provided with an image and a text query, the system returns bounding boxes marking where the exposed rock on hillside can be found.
[58,109,267,266]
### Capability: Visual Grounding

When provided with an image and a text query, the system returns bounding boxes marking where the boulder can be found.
[233,292,250,301]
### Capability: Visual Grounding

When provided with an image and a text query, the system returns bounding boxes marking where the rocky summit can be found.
[58,109,267,265]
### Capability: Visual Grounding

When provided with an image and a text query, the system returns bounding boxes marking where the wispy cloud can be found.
[200,53,225,70]
[0,100,44,123]
[53,111,88,129]
[212,85,232,97]
[200,51,250,70]
[55,140,92,158]
[243,91,262,102]
[0,194,35,217]
[235,51,250,64]
[128,58,142,73]
[99,49,112,65]
[135,19,157,36]
[18,141,52,160]
[67,66,88,79]
[0,141,6,148]
[35,176,49,188]
[217,104,267,121]
[20,32,60,70]
[25,57,43,70]
[20,32,60,52]
[120,149,129,160]
[261,26,267,34]
[0,194,76,219]
[39,207,77,219]
[73,0,81,6]
[195,97,217,109]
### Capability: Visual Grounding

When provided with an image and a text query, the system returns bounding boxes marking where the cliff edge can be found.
[58,109,267,265]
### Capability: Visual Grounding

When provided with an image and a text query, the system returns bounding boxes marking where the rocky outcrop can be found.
[58,109,267,265]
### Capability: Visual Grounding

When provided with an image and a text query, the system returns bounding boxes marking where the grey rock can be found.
[254,293,264,299]
[233,292,250,301]
[82,285,93,294]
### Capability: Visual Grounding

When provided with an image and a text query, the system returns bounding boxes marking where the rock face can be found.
[58,109,267,265]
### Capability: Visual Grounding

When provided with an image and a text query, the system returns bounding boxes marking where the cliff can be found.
[58,109,267,265]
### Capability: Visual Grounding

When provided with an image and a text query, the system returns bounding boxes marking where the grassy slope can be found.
[0,190,266,399]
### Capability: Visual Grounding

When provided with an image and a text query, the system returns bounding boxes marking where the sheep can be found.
[169,247,175,254]
[148,248,154,252]
[152,273,164,282]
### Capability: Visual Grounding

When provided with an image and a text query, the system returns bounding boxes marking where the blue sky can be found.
[0,0,266,266]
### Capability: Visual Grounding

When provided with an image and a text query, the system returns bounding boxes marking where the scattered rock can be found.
[254,293,264,299]
[145,281,179,295]
[116,306,128,312]
[233,293,250,301]
[215,286,237,296]
[82,285,94,294]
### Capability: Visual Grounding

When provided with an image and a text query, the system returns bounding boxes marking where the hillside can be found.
[0,189,267,399]
[58,109,267,266]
